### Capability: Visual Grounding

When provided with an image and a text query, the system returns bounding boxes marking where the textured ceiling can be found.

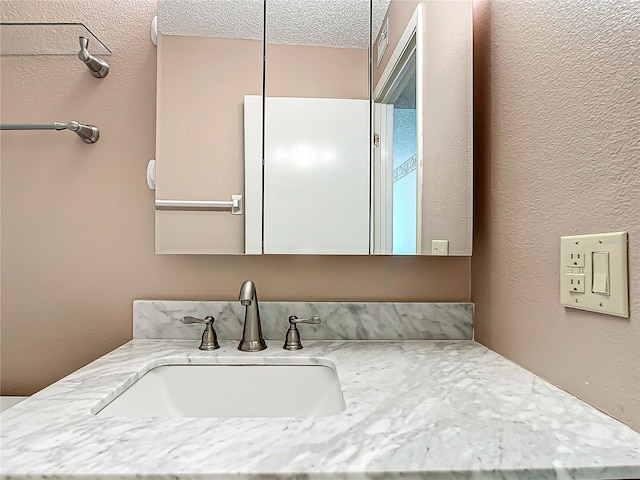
[158,0,390,49]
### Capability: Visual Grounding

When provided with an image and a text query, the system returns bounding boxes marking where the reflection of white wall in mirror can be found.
[256,97,370,255]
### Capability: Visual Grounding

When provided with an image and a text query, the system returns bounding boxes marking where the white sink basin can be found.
[95,363,345,418]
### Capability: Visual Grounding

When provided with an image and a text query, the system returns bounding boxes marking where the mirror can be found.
[155,0,264,254]
[372,2,473,255]
[260,0,372,254]
[155,0,472,256]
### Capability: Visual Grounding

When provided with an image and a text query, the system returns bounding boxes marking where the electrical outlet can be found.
[566,251,585,267]
[567,274,585,293]
[431,240,449,255]
[560,232,629,318]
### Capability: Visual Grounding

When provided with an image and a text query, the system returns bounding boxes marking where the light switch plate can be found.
[560,232,629,318]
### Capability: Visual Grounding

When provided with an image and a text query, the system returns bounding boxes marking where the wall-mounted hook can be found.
[147,160,156,190]
[78,36,109,78]
[151,16,158,46]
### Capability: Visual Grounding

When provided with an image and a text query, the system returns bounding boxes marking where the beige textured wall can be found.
[472,0,640,430]
[0,0,470,396]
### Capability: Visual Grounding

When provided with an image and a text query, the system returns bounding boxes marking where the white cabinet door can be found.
[262,97,370,254]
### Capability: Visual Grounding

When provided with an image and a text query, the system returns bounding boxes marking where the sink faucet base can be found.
[238,339,267,352]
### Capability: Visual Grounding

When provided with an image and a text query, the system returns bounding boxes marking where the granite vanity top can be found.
[1,339,639,479]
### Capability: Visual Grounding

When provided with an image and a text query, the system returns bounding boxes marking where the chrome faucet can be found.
[238,280,267,352]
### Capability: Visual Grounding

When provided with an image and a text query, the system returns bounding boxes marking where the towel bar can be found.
[155,196,243,215]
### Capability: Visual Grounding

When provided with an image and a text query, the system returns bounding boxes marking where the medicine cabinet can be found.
[154,0,472,255]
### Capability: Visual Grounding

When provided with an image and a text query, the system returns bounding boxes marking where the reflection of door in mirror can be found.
[248,96,370,254]
[155,1,263,254]
[260,0,371,255]
[373,50,418,255]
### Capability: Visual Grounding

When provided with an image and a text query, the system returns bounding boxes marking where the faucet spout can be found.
[239,280,255,306]
[238,280,267,352]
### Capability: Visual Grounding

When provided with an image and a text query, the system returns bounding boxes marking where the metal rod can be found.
[1,122,69,130]
[155,195,243,215]
[156,200,234,209]
[0,121,100,143]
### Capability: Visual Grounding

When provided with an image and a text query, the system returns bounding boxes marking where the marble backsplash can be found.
[134,301,473,341]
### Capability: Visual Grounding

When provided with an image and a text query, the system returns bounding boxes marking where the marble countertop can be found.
[1,339,639,479]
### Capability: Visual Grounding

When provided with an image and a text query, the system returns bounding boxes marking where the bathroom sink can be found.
[95,363,345,418]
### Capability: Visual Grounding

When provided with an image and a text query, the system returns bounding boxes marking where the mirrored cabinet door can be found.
[154,0,473,256]
[155,0,263,254]
[260,0,371,254]
[372,1,473,255]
